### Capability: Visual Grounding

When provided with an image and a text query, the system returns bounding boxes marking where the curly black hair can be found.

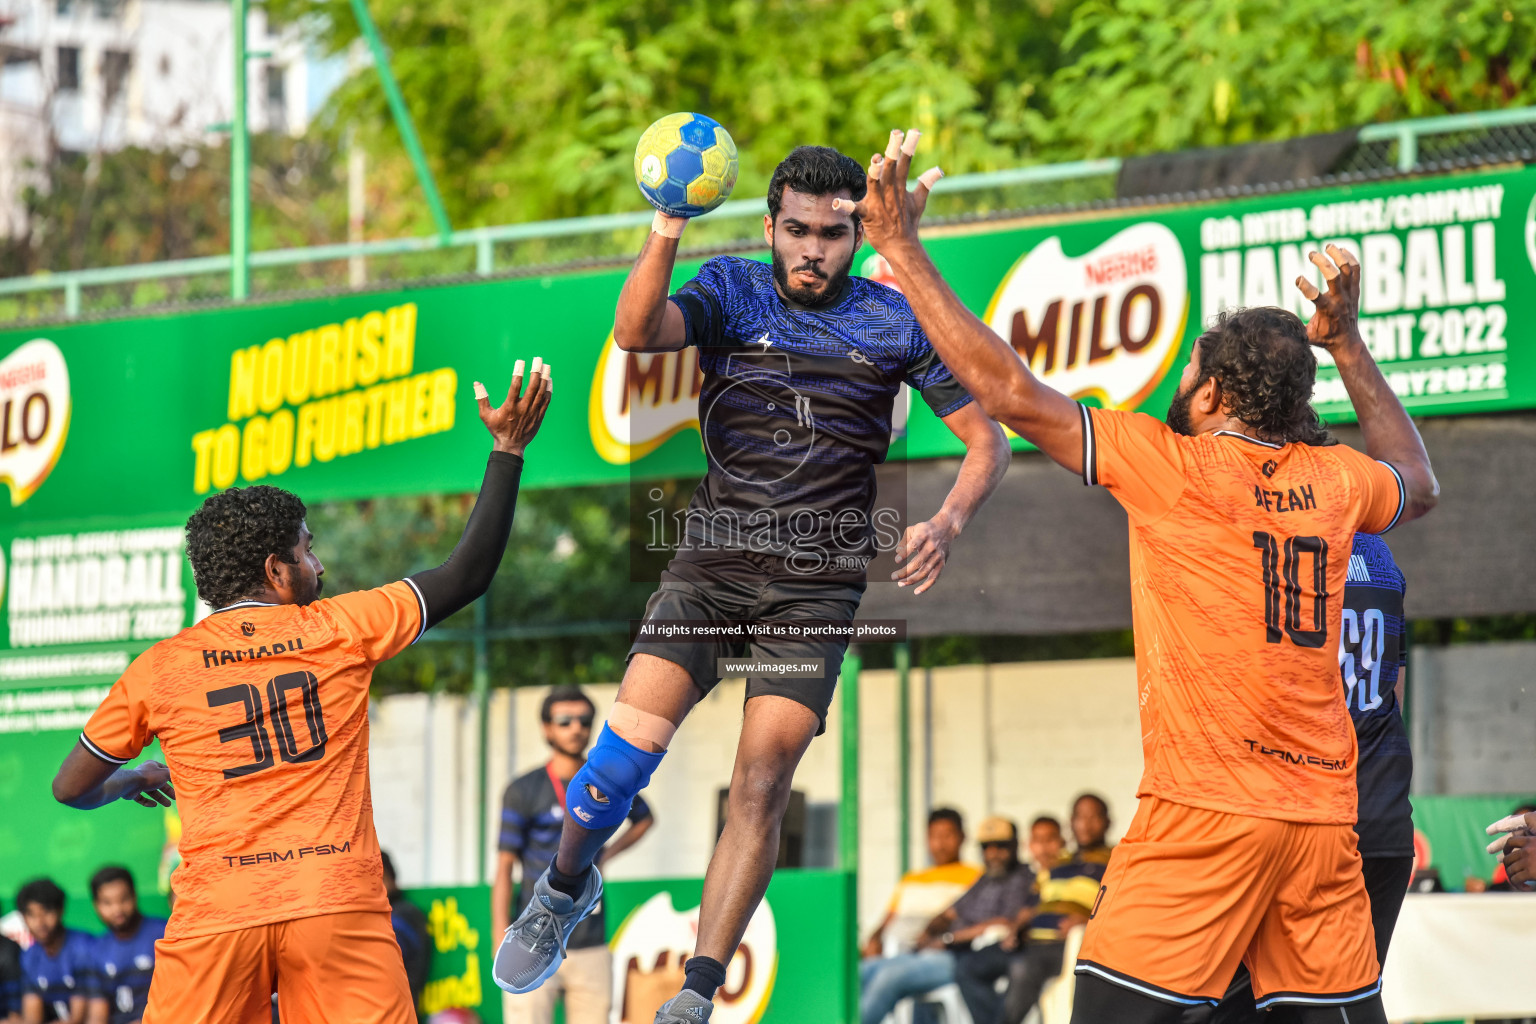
[767,146,866,221]
[1194,306,1334,446]
[185,485,308,609]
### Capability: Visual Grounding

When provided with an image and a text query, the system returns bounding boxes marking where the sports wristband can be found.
[652,211,687,239]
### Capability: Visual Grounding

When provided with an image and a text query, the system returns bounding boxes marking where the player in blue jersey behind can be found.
[16,879,94,1024]
[1196,532,1416,1022]
[495,143,1010,1023]
[84,867,165,1024]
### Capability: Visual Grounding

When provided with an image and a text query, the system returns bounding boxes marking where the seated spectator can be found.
[861,817,1033,1024]
[954,816,1105,1024]
[16,878,93,1024]
[1,897,22,1024]
[382,851,431,1015]
[862,808,981,959]
[85,867,165,1024]
[1070,793,1114,866]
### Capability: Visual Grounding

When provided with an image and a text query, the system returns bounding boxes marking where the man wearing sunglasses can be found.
[493,686,655,1024]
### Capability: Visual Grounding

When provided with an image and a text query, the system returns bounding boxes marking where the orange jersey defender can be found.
[1081,405,1405,826]
[82,581,425,940]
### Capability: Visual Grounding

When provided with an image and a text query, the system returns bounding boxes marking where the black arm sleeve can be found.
[409,451,524,630]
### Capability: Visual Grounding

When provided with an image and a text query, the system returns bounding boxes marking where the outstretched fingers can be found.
[1295,275,1321,302]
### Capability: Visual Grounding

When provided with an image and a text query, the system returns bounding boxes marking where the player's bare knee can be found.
[730,761,794,825]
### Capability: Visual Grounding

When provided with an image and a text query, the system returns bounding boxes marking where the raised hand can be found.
[831,129,944,257]
[1295,244,1363,353]
[127,760,175,808]
[476,358,552,456]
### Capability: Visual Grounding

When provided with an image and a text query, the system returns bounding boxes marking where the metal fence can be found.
[3,105,1535,326]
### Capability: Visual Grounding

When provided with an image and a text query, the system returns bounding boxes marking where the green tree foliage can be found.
[0,135,345,280]
[305,483,653,694]
[269,0,1073,232]
[1044,0,1536,157]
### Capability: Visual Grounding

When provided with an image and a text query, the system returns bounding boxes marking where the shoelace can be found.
[508,898,571,961]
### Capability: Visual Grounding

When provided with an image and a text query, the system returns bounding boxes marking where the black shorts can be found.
[627,549,867,734]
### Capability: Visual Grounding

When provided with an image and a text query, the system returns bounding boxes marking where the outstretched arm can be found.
[837,130,1086,476]
[409,362,551,629]
[1297,246,1438,524]
[892,401,1009,594]
[614,215,690,352]
[52,750,174,810]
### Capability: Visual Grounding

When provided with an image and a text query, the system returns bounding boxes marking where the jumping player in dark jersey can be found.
[494,144,1010,1023]
[1196,532,1415,1022]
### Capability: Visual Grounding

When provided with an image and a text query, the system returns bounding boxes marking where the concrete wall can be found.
[1409,639,1536,795]
[368,657,1146,935]
[368,640,1529,930]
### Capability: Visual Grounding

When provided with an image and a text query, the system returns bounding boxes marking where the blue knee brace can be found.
[566,724,665,830]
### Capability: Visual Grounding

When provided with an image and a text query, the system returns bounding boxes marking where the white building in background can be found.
[0,0,337,237]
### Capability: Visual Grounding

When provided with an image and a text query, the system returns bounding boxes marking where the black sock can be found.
[682,955,728,1001]
[546,862,589,899]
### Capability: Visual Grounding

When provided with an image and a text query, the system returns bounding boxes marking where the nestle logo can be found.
[241,622,256,636]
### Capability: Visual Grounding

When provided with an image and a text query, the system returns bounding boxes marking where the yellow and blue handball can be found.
[634,112,739,218]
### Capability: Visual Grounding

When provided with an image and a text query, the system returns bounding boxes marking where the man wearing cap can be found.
[860,817,1034,1024]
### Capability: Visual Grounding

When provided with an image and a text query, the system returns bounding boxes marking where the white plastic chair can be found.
[892,982,974,1024]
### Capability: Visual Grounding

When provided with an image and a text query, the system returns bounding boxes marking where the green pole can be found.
[473,594,490,882]
[349,0,454,243]
[230,0,249,300]
[838,648,862,1024]
[895,642,911,877]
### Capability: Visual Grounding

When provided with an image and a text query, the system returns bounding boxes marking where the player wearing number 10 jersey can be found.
[844,133,1438,1024]
[50,362,552,1024]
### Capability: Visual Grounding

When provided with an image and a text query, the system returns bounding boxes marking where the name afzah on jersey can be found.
[1253,484,1318,513]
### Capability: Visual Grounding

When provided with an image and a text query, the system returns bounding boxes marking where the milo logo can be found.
[0,338,71,505]
[609,891,776,1023]
[984,223,1189,410]
[589,335,703,464]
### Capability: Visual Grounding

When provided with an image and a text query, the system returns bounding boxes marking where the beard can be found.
[771,245,852,309]
[294,574,323,606]
[1165,382,1198,437]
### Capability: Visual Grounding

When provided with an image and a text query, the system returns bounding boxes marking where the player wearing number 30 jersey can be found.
[51,361,552,1024]
[844,127,1438,1024]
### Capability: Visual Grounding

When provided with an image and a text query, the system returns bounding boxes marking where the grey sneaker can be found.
[492,867,603,994]
[654,989,714,1023]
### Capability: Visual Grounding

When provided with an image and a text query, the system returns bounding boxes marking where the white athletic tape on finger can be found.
[609,701,677,749]
[901,129,921,156]
[917,167,944,190]
[885,130,903,161]
[652,211,686,238]
[531,356,544,377]
[1487,814,1531,835]
[513,359,526,379]
[473,381,489,400]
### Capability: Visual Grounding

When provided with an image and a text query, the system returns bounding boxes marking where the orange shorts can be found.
[1075,797,1380,1009]
[143,910,416,1024]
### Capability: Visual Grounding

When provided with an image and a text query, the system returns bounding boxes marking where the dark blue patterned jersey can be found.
[20,929,95,1023]
[1341,532,1414,856]
[668,256,972,569]
[90,917,165,1024]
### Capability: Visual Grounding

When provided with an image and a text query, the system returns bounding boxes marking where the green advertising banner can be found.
[1,164,1534,679]
[407,872,851,1024]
